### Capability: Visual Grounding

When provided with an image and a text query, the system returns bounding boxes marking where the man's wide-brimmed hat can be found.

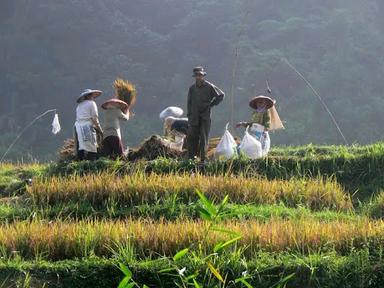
[192,66,207,77]
[249,95,276,110]
[101,98,128,111]
[77,89,102,103]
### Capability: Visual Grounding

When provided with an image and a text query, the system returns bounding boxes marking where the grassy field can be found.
[1,143,384,287]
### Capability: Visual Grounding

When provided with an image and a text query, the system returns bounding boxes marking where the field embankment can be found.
[1,143,384,287]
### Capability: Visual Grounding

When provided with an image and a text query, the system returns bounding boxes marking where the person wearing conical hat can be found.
[74,89,103,161]
[187,66,225,162]
[101,98,131,160]
[236,95,284,154]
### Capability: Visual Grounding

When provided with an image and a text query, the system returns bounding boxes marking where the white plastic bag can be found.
[214,123,238,160]
[159,106,184,120]
[261,132,271,156]
[161,135,185,152]
[249,123,271,157]
[239,127,262,159]
[51,113,61,135]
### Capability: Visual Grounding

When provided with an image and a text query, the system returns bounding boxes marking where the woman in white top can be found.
[74,89,103,161]
[101,99,130,159]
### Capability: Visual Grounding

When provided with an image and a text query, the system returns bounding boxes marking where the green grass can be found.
[44,142,384,201]
[0,201,359,223]
[1,143,384,287]
[1,250,384,288]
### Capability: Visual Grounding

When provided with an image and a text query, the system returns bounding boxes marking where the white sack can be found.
[239,128,262,159]
[214,123,238,160]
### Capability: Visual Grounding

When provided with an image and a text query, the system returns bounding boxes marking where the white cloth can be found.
[75,100,99,153]
[270,106,285,131]
[159,106,184,120]
[51,113,61,135]
[103,108,129,139]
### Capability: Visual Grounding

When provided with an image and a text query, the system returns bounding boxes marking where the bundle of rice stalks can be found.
[58,139,76,161]
[128,135,184,161]
[113,78,137,107]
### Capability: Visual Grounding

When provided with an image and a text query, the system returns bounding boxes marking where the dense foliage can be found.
[1,1,384,160]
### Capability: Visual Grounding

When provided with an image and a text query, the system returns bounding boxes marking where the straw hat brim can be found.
[77,90,103,103]
[192,72,207,77]
[101,99,129,111]
[249,95,275,110]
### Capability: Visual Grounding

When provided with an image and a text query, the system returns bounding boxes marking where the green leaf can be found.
[196,190,217,216]
[214,241,224,253]
[210,226,241,237]
[193,279,202,288]
[218,195,229,210]
[117,277,131,288]
[235,278,253,288]
[207,262,224,283]
[197,207,212,221]
[119,263,132,279]
[273,273,295,288]
[173,248,189,261]
[159,268,176,273]
[186,273,199,280]
[214,236,242,252]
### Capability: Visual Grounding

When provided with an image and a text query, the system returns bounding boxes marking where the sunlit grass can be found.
[28,173,352,210]
[0,218,383,261]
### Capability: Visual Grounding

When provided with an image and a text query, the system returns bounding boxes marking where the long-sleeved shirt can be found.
[103,108,129,139]
[187,80,224,126]
[75,99,102,132]
[251,110,271,130]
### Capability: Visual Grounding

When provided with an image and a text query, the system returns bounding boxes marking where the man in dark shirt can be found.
[187,66,225,162]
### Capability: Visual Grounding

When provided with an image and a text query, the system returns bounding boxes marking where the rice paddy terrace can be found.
[1,143,384,287]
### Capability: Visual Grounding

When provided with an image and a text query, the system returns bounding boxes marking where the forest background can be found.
[1,0,383,161]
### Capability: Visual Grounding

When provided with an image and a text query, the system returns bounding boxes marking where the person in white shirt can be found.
[74,89,103,161]
[101,99,130,159]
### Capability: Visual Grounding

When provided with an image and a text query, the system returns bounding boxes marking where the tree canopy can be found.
[1,0,383,160]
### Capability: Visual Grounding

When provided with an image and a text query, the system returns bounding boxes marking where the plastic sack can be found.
[51,113,61,135]
[159,106,183,120]
[249,123,264,140]
[214,123,238,160]
[261,132,271,156]
[239,127,262,159]
[249,123,271,156]
[162,135,185,152]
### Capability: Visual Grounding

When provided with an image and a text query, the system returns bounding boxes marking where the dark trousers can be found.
[187,118,211,161]
[74,128,98,161]
[102,136,124,160]
[77,150,98,161]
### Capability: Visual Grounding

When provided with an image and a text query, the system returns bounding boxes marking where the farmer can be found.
[163,116,189,140]
[74,89,103,161]
[236,95,284,154]
[187,66,225,162]
[101,99,131,159]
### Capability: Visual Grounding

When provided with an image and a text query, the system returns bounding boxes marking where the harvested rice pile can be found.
[58,139,76,161]
[58,136,229,162]
[127,135,185,161]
